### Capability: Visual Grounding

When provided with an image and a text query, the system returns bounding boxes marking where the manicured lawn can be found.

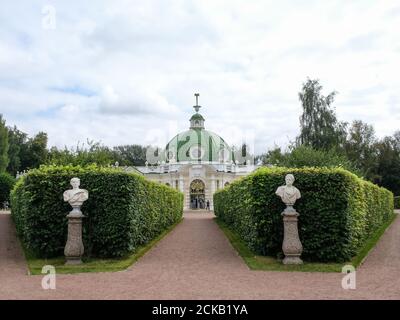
[215,213,397,273]
[24,219,182,275]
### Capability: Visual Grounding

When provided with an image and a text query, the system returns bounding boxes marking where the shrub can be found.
[214,167,394,262]
[264,146,359,175]
[395,196,400,209]
[0,172,15,206]
[11,165,183,258]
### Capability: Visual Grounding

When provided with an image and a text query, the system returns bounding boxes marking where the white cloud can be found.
[98,85,180,116]
[0,0,399,154]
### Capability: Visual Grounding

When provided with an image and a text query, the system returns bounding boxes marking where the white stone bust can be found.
[275,174,301,206]
[63,177,89,208]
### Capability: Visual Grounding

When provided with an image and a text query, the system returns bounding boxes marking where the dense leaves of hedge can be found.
[11,165,183,258]
[395,196,400,209]
[214,167,394,262]
[0,172,15,205]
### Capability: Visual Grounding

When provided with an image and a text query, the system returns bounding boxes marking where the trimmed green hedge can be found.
[395,196,400,209]
[0,172,15,206]
[214,167,394,262]
[11,165,183,258]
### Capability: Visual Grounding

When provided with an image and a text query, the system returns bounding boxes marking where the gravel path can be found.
[0,211,399,299]
[0,212,29,278]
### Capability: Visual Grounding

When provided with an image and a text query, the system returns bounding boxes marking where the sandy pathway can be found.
[0,211,399,299]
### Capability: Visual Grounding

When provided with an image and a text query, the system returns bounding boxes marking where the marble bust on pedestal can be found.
[63,177,88,265]
[275,174,303,264]
[63,177,88,214]
[275,174,301,208]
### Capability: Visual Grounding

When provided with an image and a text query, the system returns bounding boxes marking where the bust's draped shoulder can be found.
[63,189,72,201]
[275,185,285,196]
[64,189,88,202]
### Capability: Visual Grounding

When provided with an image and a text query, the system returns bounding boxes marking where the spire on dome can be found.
[194,93,201,113]
[190,93,205,129]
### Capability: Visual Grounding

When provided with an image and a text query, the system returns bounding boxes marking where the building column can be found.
[179,175,187,209]
[179,175,184,192]
[210,174,216,210]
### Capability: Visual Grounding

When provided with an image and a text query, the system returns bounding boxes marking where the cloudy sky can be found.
[0,0,399,154]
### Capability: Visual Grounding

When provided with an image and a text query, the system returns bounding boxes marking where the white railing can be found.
[134,162,259,174]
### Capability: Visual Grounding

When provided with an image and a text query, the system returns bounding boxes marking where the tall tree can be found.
[263,145,357,173]
[344,120,378,180]
[113,145,147,166]
[47,140,115,166]
[393,130,400,150]
[6,126,28,175]
[297,79,347,150]
[374,136,400,195]
[20,132,48,169]
[0,115,9,172]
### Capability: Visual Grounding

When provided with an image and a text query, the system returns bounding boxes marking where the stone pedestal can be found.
[281,207,303,265]
[64,207,84,265]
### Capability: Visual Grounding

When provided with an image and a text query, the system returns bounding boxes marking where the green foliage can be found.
[344,120,377,180]
[7,129,48,172]
[395,196,400,209]
[264,145,357,174]
[11,165,183,258]
[6,126,28,175]
[47,141,115,166]
[0,114,9,172]
[0,172,15,205]
[297,79,347,150]
[4,122,49,175]
[20,132,48,170]
[112,144,147,166]
[214,167,394,262]
[373,135,400,196]
[47,141,148,167]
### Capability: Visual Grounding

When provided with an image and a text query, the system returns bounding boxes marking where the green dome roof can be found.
[162,94,233,163]
[189,113,205,121]
[164,128,233,163]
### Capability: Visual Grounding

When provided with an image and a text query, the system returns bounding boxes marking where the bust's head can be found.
[285,174,295,187]
[70,177,80,189]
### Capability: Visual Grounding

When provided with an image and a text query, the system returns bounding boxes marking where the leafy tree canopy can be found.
[297,78,347,151]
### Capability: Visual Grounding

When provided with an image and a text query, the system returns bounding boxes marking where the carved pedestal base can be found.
[64,208,84,265]
[281,207,303,265]
[283,256,303,265]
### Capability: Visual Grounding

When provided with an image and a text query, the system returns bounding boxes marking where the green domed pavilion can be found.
[164,108,233,163]
[136,93,258,210]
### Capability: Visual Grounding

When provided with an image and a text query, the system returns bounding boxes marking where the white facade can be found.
[134,162,257,210]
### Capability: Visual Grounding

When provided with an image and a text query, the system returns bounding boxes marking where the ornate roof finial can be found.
[194,93,201,113]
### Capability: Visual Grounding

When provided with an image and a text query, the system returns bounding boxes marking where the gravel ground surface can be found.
[0,210,399,300]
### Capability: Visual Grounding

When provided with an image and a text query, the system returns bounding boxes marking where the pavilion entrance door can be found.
[190,179,205,209]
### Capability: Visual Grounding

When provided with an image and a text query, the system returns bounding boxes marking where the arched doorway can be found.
[190,179,205,209]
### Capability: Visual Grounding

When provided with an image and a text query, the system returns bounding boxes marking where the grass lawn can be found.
[215,212,397,273]
[24,219,182,275]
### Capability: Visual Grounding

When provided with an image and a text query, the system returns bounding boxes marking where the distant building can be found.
[134,94,259,210]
